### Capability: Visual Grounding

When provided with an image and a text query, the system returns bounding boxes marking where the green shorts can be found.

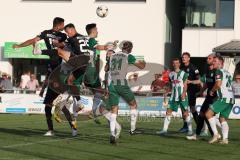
[210,100,233,118]
[105,83,135,110]
[73,74,84,86]
[168,99,189,112]
[83,65,101,89]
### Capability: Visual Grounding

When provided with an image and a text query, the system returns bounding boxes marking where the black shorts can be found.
[72,66,87,80]
[200,95,217,113]
[188,91,197,107]
[43,87,59,105]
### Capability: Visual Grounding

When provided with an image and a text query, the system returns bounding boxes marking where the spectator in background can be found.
[151,73,170,96]
[26,74,39,94]
[20,71,30,89]
[128,73,143,93]
[161,69,170,84]
[151,74,164,96]
[232,74,240,98]
[0,73,13,93]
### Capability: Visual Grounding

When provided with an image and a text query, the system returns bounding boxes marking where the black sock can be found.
[196,115,204,135]
[183,121,188,129]
[45,105,53,131]
[204,117,214,136]
[74,96,81,101]
[62,106,73,128]
[42,49,58,56]
[192,111,198,125]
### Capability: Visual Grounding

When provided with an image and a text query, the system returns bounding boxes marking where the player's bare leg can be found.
[109,106,119,144]
[157,108,173,135]
[57,48,71,62]
[44,104,54,136]
[219,117,229,144]
[206,109,221,144]
[93,105,122,139]
[183,110,193,135]
[128,100,140,135]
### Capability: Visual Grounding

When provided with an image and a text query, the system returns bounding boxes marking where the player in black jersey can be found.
[179,52,200,133]
[186,53,217,140]
[13,17,67,136]
[56,23,90,88]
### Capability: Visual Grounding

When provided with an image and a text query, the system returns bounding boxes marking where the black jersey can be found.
[181,63,199,80]
[203,67,217,97]
[181,63,200,92]
[38,29,67,70]
[66,33,90,79]
[38,29,67,50]
[66,33,90,56]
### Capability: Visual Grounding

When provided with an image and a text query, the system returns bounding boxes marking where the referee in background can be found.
[179,52,200,133]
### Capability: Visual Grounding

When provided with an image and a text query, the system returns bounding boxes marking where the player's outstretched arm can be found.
[12,37,40,49]
[96,45,108,50]
[134,60,146,69]
[96,40,118,50]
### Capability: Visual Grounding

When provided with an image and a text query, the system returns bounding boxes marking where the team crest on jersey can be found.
[216,74,221,79]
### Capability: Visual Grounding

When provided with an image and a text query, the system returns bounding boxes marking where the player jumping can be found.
[13,17,68,137]
[84,23,118,124]
[107,41,146,144]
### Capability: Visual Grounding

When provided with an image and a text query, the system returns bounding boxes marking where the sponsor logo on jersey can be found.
[172,80,180,84]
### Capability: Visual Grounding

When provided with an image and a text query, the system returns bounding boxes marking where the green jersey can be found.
[88,38,101,56]
[169,70,188,102]
[215,69,235,104]
[109,51,136,85]
[88,38,100,65]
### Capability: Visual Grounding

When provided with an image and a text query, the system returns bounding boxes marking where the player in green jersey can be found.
[206,55,235,144]
[106,41,146,144]
[158,58,193,136]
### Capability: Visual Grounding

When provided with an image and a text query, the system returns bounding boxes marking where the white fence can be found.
[0,93,240,119]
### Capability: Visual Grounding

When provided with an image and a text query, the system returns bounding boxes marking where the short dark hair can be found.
[182,52,191,58]
[122,41,133,53]
[53,17,64,27]
[64,23,75,30]
[86,23,96,35]
[172,58,180,62]
[215,55,224,63]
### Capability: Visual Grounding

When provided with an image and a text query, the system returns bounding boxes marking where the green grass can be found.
[0,114,239,160]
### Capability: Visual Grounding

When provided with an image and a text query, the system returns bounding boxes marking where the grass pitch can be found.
[0,114,239,160]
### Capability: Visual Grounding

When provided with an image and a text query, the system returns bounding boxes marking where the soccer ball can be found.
[96,5,108,18]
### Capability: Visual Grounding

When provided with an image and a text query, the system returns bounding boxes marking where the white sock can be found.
[215,116,222,128]
[203,122,208,133]
[110,113,117,136]
[185,115,192,133]
[72,98,80,118]
[103,112,121,130]
[163,115,171,131]
[208,117,219,136]
[221,121,229,140]
[130,109,138,132]
[92,93,102,117]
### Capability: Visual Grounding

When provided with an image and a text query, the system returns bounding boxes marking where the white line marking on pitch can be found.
[2,133,108,149]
